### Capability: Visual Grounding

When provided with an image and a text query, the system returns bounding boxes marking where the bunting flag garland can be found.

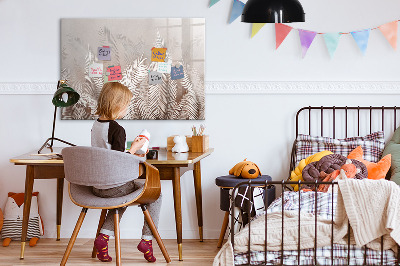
[207,3,400,58]
[378,21,398,50]
[323,33,341,58]
[209,0,220,7]
[275,23,293,49]
[351,29,370,55]
[251,23,266,38]
[229,0,245,24]
[298,29,317,58]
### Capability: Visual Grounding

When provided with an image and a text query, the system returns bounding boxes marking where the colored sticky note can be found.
[149,71,162,85]
[157,62,171,73]
[171,65,184,80]
[98,46,111,61]
[151,47,167,62]
[107,65,122,81]
[89,63,103,78]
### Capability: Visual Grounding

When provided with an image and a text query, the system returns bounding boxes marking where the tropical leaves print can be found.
[61,19,205,120]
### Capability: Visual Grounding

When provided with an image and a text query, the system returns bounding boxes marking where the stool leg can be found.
[92,209,107,258]
[217,211,230,248]
[114,209,121,266]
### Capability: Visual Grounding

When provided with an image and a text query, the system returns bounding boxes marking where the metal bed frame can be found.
[230,106,400,266]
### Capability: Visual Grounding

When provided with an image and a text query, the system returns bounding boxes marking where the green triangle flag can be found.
[323,33,341,58]
[251,23,266,38]
[209,0,221,7]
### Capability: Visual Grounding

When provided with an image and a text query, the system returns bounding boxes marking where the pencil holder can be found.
[191,135,209,153]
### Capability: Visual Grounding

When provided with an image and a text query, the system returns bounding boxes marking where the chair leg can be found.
[141,205,171,263]
[91,209,108,258]
[217,211,230,248]
[114,209,121,266]
[60,208,88,266]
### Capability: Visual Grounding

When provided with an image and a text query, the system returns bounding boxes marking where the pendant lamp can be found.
[242,0,305,23]
[38,80,80,154]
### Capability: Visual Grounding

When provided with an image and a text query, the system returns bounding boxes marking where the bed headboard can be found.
[290,106,400,179]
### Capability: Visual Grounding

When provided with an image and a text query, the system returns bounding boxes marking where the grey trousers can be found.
[92,180,162,240]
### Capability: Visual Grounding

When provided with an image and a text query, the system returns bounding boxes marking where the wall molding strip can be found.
[1,81,400,95]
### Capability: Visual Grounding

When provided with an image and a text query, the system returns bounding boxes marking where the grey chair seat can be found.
[69,180,145,208]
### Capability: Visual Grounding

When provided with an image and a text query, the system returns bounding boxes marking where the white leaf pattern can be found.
[61,19,204,120]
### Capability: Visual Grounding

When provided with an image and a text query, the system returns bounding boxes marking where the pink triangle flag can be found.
[275,23,293,49]
[378,21,398,50]
[298,29,318,58]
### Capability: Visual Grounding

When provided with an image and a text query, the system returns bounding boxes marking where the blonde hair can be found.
[96,82,133,120]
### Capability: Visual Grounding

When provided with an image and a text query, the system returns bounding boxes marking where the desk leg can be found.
[172,167,183,261]
[193,161,203,242]
[56,178,64,241]
[20,165,35,259]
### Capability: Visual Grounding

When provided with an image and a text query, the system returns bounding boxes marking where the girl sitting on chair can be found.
[91,82,162,263]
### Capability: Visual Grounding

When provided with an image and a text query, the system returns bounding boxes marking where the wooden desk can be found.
[10,147,213,261]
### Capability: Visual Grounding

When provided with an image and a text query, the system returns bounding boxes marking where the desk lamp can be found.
[38,80,80,154]
[241,0,305,23]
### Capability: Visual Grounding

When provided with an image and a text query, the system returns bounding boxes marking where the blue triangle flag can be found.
[351,29,370,55]
[229,0,245,24]
[209,0,221,7]
[323,33,341,58]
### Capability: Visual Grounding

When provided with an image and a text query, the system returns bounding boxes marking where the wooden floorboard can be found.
[0,239,222,265]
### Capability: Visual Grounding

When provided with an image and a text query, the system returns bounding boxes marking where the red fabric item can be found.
[137,239,156,262]
[94,233,112,262]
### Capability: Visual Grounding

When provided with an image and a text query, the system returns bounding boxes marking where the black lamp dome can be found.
[241,0,305,23]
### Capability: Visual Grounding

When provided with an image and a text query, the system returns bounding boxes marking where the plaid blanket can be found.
[234,191,397,265]
[235,244,397,265]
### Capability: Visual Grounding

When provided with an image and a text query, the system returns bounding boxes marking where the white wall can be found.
[1,0,400,240]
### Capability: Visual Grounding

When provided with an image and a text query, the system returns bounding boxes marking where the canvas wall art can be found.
[60,18,205,120]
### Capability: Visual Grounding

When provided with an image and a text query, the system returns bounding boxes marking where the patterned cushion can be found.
[294,131,385,167]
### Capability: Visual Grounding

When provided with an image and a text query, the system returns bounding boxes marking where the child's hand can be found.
[129,137,147,155]
[134,149,149,157]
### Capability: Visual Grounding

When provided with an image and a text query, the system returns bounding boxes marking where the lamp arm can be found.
[50,105,57,148]
[50,80,61,148]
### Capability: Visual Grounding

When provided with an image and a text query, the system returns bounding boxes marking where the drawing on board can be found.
[61,18,205,120]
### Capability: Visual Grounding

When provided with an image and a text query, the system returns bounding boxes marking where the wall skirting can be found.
[1,81,400,95]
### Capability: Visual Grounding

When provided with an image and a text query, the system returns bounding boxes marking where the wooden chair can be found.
[60,146,171,265]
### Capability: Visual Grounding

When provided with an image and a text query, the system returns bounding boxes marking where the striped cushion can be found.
[295,131,385,167]
[1,217,41,240]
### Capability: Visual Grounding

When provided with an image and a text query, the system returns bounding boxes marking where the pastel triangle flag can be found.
[323,33,341,58]
[298,29,317,58]
[378,21,398,50]
[229,0,245,24]
[209,0,220,7]
[251,23,266,38]
[351,29,370,55]
[275,23,293,49]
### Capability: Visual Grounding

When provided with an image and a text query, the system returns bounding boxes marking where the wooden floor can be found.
[0,239,221,265]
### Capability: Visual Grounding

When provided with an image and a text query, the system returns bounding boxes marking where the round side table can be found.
[215,175,275,248]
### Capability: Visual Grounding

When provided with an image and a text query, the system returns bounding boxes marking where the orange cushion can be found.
[347,146,391,180]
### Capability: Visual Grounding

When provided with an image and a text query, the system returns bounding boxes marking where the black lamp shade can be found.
[242,0,305,23]
[52,84,80,107]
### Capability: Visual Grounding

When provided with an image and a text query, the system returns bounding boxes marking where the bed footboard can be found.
[230,180,400,266]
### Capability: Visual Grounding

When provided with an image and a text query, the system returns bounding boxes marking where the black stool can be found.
[215,175,275,248]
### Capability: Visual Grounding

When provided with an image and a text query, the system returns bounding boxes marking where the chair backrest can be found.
[62,146,145,187]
